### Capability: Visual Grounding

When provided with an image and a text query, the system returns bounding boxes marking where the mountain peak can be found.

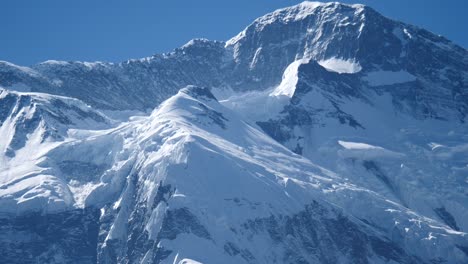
[226,1,366,46]
[248,1,366,25]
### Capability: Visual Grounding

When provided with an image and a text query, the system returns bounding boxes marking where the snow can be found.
[0,89,114,213]
[392,27,415,52]
[226,1,362,46]
[428,142,445,150]
[219,87,289,123]
[250,1,363,27]
[117,86,466,263]
[249,47,263,69]
[318,57,362,74]
[0,84,466,262]
[403,28,413,39]
[252,1,324,30]
[82,61,107,69]
[337,140,404,159]
[363,70,417,86]
[338,140,383,150]
[0,1,467,262]
[287,1,324,20]
[176,258,203,264]
[40,60,70,66]
[181,38,211,49]
[270,59,308,97]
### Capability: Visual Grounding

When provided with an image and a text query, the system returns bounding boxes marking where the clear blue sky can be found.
[1,0,467,66]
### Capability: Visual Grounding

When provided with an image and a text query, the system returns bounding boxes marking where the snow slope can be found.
[247,58,468,235]
[0,88,113,213]
[1,86,467,263]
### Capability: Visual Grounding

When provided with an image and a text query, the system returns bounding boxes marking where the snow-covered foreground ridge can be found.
[1,86,467,263]
[1,1,467,263]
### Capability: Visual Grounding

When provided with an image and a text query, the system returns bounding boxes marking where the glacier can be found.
[0,1,467,263]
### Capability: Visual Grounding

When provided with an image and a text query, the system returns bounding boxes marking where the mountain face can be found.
[2,3,466,114]
[0,2,467,263]
[0,39,228,111]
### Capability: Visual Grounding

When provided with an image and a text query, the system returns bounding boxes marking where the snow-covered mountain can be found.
[0,88,113,213]
[0,1,467,263]
[1,86,466,263]
[2,3,466,114]
[0,39,228,111]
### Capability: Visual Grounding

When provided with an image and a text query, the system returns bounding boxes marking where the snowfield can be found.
[317,58,362,74]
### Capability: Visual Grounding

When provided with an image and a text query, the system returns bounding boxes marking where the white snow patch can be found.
[338,140,383,150]
[403,28,413,39]
[181,38,210,49]
[249,47,263,69]
[428,142,445,151]
[177,258,203,264]
[82,61,105,69]
[41,60,70,66]
[363,70,417,86]
[337,140,404,159]
[318,58,362,74]
[270,59,308,97]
